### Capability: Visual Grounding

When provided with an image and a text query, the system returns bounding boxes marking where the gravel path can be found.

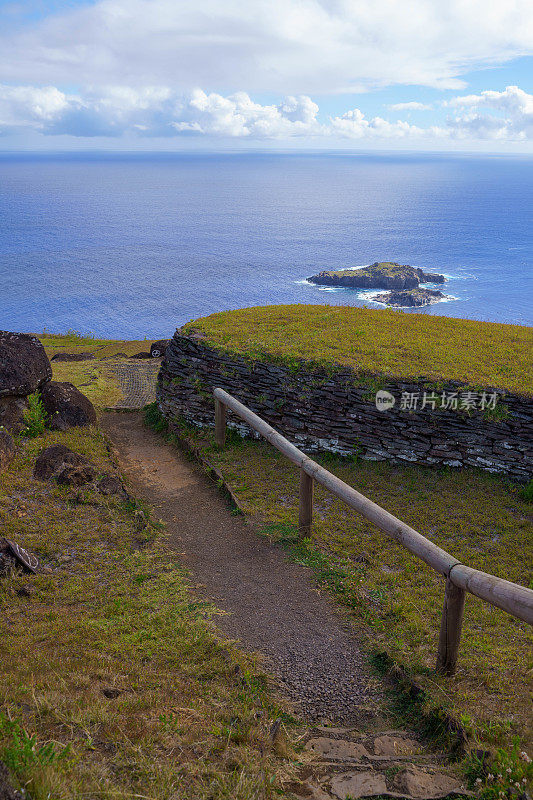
[100,411,382,724]
[105,360,161,409]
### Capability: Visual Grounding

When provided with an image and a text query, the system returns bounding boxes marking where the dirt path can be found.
[100,411,380,725]
[100,411,466,799]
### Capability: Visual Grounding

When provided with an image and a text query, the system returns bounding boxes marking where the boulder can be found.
[40,381,96,431]
[33,444,101,488]
[0,331,52,397]
[97,474,124,495]
[33,444,90,480]
[50,352,95,362]
[0,430,16,472]
[131,351,151,359]
[0,396,28,433]
[150,339,170,358]
[56,463,98,486]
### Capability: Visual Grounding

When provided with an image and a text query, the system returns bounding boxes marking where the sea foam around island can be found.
[295,265,460,307]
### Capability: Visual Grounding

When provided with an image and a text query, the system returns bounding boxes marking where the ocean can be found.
[1,152,532,338]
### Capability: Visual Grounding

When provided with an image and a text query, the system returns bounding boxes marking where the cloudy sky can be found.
[1,0,532,151]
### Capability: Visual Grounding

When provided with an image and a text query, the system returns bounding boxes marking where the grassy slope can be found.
[183,305,533,396]
[179,423,533,758]
[5,322,531,793]
[0,376,301,797]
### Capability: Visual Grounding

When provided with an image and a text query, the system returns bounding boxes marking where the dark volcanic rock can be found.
[0,331,52,397]
[97,474,124,495]
[131,351,152,359]
[0,396,28,433]
[56,463,98,486]
[33,444,90,480]
[0,430,16,472]
[34,444,98,487]
[373,288,445,307]
[307,262,445,290]
[150,339,170,358]
[40,381,96,431]
[51,351,96,362]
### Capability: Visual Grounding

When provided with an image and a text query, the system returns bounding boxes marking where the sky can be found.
[0,0,532,152]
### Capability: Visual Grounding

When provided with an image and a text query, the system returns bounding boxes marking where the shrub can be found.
[143,401,168,433]
[21,392,48,438]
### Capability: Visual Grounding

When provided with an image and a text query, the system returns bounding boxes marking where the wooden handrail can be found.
[213,387,533,675]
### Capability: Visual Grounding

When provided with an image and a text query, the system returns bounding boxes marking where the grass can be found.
[5,326,530,795]
[165,415,533,766]
[0,423,302,799]
[39,331,161,409]
[182,305,533,396]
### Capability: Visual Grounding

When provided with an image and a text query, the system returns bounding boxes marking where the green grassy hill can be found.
[183,305,533,395]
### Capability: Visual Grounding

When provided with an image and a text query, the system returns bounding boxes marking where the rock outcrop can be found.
[0,331,52,397]
[40,381,96,431]
[373,288,445,307]
[308,262,445,290]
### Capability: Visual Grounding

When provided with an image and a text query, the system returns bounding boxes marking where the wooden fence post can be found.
[436,577,466,675]
[299,468,313,538]
[215,399,226,448]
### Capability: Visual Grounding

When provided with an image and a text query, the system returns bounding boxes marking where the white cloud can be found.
[0,0,532,94]
[330,108,425,139]
[0,84,325,139]
[0,83,531,144]
[0,84,71,127]
[172,90,322,137]
[388,101,433,111]
[444,85,533,140]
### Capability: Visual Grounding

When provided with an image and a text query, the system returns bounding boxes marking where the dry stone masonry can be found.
[157,331,532,482]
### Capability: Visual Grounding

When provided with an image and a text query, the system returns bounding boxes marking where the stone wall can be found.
[157,332,533,482]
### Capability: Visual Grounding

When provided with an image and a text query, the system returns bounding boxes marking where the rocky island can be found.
[373,288,445,307]
[307,261,446,290]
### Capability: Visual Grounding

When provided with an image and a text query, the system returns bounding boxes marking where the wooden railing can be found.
[213,387,533,675]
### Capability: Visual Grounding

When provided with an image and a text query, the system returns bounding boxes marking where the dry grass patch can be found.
[0,425,301,799]
[183,305,533,395]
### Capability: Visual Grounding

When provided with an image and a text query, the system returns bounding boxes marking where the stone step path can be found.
[298,729,466,800]
[104,359,160,410]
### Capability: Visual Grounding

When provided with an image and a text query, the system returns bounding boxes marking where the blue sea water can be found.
[1,152,532,338]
